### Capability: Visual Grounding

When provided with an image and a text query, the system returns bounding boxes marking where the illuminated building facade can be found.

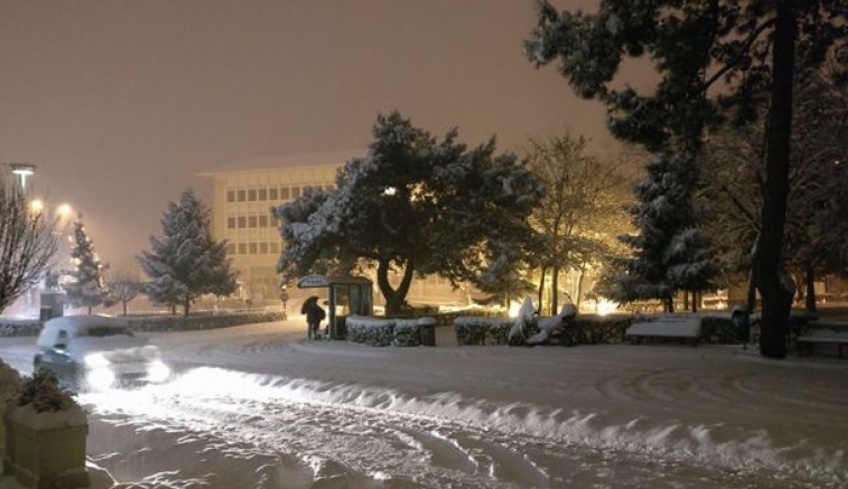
[200,152,469,306]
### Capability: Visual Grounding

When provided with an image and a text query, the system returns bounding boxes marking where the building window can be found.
[237,190,246,202]
[259,242,268,254]
[227,190,235,202]
[291,186,300,199]
[280,186,290,200]
[270,242,280,254]
[249,216,258,228]
[325,184,335,191]
[249,243,258,254]
[258,188,267,201]
[248,189,257,201]
[259,215,269,228]
[238,216,247,228]
[269,187,278,200]
[238,243,247,255]
[227,243,236,255]
[227,217,236,229]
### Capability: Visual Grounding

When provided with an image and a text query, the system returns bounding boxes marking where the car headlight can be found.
[84,353,110,368]
[147,360,171,383]
[86,367,115,391]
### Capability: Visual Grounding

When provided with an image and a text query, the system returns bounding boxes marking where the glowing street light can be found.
[56,204,72,218]
[9,162,36,193]
[29,199,44,214]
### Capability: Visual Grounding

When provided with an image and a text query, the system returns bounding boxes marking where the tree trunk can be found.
[183,296,191,318]
[755,1,796,359]
[537,267,547,316]
[122,302,128,316]
[665,293,674,313]
[683,291,689,311]
[805,264,817,314]
[551,266,560,316]
[575,266,585,309]
[746,267,757,313]
[377,258,414,315]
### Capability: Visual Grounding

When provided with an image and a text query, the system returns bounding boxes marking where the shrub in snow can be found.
[14,369,77,413]
[0,319,42,337]
[346,316,395,347]
[454,317,514,345]
[125,311,285,333]
[345,316,437,347]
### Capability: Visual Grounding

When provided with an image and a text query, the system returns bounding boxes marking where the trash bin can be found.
[419,319,436,347]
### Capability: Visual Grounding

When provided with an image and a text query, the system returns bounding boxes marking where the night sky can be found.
[0,0,616,270]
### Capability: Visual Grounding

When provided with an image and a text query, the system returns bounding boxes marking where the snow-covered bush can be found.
[14,369,77,413]
[454,317,514,345]
[346,316,437,347]
[346,316,394,346]
[393,318,436,347]
[0,319,42,337]
[125,311,285,333]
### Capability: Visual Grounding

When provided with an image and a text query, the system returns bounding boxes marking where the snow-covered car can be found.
[33,316,171,391]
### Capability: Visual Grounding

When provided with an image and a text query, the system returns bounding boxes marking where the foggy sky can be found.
[0,0,616,270]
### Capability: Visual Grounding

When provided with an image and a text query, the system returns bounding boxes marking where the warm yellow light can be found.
[29,199,44,214]
[57,204,72,217]
[596,299,619,316]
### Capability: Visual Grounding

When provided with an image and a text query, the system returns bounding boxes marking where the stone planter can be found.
[3,404,89,489]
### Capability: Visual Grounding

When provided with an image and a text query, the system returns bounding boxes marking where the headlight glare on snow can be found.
[147,360,171,383]
[86,367,116,391]
[84,352,110,368]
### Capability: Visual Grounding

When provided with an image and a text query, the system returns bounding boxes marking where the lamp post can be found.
[9,162,36,194]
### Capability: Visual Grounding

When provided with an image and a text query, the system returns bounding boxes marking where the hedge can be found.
[0,311,285,338]
[345,316,437,347]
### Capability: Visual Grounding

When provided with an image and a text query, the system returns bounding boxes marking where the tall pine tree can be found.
[139,189,237,316]
[611,152,716,312]
[63,217,110,314]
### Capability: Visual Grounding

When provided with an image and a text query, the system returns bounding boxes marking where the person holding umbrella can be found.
[301,296,326,340]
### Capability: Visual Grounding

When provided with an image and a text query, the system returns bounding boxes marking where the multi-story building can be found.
[199,152,468,307]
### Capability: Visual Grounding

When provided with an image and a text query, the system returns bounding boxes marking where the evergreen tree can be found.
[63,217,110,314]
[526,0,848,358]
[275,111,543,314]
[610,152,716,312]
[139,189,237,317]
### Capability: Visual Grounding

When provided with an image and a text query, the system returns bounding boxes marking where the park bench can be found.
[796,322,848,359]
[625,317,702,347]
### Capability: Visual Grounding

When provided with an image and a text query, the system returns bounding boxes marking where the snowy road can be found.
[2,318,847,488]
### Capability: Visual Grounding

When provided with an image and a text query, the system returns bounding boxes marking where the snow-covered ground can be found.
[1,315,847,488]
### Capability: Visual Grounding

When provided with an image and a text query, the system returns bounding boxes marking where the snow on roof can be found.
[198,150,366,176]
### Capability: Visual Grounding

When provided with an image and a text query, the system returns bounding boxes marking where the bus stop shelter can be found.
[297,275,373,340]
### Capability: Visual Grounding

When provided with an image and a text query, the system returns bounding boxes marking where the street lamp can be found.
[9,162,36,193]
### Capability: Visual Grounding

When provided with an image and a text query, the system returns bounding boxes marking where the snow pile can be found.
[345,316,436,347]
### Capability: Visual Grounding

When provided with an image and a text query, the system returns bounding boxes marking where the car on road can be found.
[33,315,171,391]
